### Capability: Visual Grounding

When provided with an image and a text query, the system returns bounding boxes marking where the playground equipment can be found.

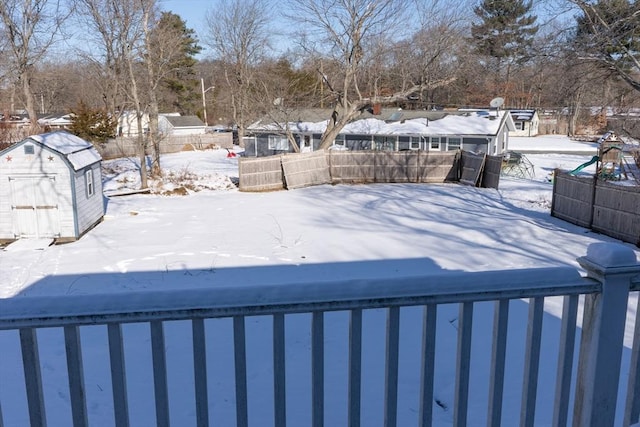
[501,151,535,178]
[569,131,626,180]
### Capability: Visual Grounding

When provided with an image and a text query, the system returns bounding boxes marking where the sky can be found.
[1,135,638,426]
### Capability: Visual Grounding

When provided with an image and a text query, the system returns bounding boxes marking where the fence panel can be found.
[592,183,640,245]
[238,156,284,192]
[551,172,595,228]
[282,151,331,189]
[482,155,503,189]
[329,151,376,184]
[416,151,459,183]
[551,171,640,246]
[374,152,418,183]
[96,134,233,160]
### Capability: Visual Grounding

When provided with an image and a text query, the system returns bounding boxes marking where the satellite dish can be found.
[490,97,505,108]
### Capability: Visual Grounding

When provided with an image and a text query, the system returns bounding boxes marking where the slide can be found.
[569,155,599,175]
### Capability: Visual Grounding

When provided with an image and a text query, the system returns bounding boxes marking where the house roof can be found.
[163,115,205,128]
[509,110,537,122]
[250,109,515,137]
[27,131,102,170]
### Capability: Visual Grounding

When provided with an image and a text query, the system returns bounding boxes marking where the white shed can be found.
[0,131,104,243]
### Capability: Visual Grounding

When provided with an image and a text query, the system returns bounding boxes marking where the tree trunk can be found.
[21,70,41,135]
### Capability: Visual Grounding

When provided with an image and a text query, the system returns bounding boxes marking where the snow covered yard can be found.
[0,137,638,426]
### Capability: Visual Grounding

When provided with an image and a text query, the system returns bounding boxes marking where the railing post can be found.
[574,243,640,427]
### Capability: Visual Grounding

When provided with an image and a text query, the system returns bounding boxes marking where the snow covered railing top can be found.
[0,266,597,329]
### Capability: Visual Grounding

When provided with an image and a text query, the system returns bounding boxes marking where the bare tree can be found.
[0,0,72,134]
[203,0,272,146]
[76,0,150,188]
[570,0,640,93]
[288,0,456,149]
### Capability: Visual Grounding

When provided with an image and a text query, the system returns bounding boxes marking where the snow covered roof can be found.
[250,110,514,136]
[509,110,537,122]
[28,131,102,170]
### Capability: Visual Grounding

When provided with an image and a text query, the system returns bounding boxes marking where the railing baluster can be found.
[419,304,437,427]
[233,315,248,427]
[312,311,324,427]
[624,293,640,427]
[64,326,88,427]
[384,307,400,427]
[151,321,170,427]
[552,295,579,427]
[107,323,129,427]
[348,309,363,427]
[487,299,509,427]
[273,313,286,427]
[192,318,209,427]
[453,302,473,427]
[521,297,544,427]
[19,328,46,427]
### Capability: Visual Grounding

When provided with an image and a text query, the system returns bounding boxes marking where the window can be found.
[85,169,95,198]
[515,122,524,131]
[268,135,289,151]
[409,136,421,150]
[447,137,461,151]
[333,135,346,146]
[24,145,34,155]
[430,137,441,150]
[375,136,395,151]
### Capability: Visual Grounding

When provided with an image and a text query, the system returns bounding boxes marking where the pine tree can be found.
[471,0,539,68]
[151,12,202,114]
[69,101,116,144]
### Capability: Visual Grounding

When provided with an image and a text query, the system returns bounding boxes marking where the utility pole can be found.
[201,78,215,127]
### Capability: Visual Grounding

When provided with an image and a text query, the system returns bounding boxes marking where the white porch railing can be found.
[0,242,639,427]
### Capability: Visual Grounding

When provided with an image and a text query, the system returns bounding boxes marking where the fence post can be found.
[574,243,640,427]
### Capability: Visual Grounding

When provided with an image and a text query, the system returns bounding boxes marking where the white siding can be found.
[73,163,105,235]
[0,141,103,240]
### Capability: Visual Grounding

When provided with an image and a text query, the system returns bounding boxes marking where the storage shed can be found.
[0,131,104,243]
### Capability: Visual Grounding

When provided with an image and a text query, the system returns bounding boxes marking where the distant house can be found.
[117,111,149,137]
[117,112,206,137]
[0,131,104,242]
[39,113,74,131]
[509,110,539,137]
[158,114,206,136]
[245,108,515,157]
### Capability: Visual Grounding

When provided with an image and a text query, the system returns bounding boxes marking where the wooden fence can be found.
[96,133,233,160]
[551,170,640,246]
[239,150,503,192]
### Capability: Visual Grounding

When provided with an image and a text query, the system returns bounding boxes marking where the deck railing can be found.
[0,242,639,427]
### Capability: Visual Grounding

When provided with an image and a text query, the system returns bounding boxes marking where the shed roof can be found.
[163,115,205,128]
[27,131,102,170]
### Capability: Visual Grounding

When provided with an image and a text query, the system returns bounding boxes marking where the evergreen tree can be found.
[69,101,116,144]
[151,12,202,114]
[471,0,539,68]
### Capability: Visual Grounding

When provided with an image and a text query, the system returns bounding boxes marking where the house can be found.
[509,109,539,137]
[117,111,149,137]
[117,112,206,137]
[0,131,104,243]
[158,114,206,136]
[39,113,74,131]
[245,108,515,157]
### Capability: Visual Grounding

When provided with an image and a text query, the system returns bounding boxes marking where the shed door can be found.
[9,176,61,238]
